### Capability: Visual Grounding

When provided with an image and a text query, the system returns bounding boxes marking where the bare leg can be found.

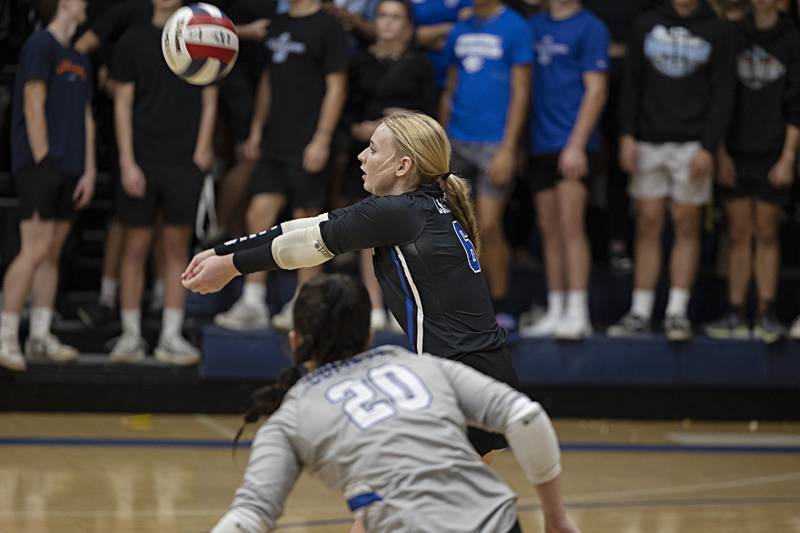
[2,214,55,314]
[161,225,192,311]
[476,195,510,301]
[30,220,72,308]
[556,180,589,292]
[632,198,666,291]
[724,199,753,307]
[293,207,323,289]
[119,227,154,312]
[535,189,566,293]
[102,220,125,284]
[243,193,288,288]
[754,200,781,313]
[217,152,257,235]
[669,203,701,290]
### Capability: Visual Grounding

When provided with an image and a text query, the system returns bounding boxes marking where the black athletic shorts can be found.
[116,161,204,227]
[14,156,78,221]
[526,151,600,194]
[717,153,792,206]
[457,346,521,456]
[250,154,327,211]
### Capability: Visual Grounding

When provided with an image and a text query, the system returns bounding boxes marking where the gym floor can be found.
[1,414,798,532]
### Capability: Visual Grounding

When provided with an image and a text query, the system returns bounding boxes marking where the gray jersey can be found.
[224,346,530,532]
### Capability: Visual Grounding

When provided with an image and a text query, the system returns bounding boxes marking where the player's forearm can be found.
[196,85,219,153]
[23,85,48,162]
[114,90,136,164]
[314,71,347,144]
[416,23,452,47]
[74,29,100,54]
[438,68,457,127]
[780,125,799,161]
[232,225,334,275]
[250,71,270,136]
[215,214,330,256]
[84,104,97,176]
[499,66,530,150]
[566,79,607,150]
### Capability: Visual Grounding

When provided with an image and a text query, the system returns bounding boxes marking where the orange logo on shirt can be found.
[56,59,87,81]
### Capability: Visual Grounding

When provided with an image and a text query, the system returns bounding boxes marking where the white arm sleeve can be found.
[211,507,269,533]
[435,357,561,485]
[271,224,335,270]
[280,213,329,233]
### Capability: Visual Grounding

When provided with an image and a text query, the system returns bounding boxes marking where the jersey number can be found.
[325,364,432,431]
[453,221,481,273]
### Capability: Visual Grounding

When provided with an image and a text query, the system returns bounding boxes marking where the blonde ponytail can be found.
[440,173,480,255]
[382,112,481,254]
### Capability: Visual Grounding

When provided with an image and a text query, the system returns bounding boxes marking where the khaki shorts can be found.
[628,141,712,206]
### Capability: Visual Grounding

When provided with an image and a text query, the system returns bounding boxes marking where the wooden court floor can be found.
[0,414,798,533]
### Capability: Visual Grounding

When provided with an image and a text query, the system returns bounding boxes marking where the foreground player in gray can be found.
[211,274,578,533]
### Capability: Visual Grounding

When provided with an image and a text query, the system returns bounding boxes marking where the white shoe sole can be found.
[0,355,27,371]
[110,351,146,364]
[154,348,199,366]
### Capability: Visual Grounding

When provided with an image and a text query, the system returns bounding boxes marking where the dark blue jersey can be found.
[321,185,506,359]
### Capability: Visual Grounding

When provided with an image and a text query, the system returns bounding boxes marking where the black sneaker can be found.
[664,315,692,342]
[703,311,750,340]
[752,314,785,344]
[77,302,115,328]
[607,313,650,337]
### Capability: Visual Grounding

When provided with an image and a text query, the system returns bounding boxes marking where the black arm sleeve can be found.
[618,20,645,137]
[232,244,280,275]
[320,196,426,255]
[701,24,735,153]
[214,225,283,255]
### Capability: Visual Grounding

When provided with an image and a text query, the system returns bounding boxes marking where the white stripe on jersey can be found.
[393,246,424,354]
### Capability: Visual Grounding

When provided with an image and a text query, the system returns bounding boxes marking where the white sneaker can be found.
[271,298,295,331]
[155,333,200,366]
[109,333,147,364]
[0,336,26,372]
[519,312,560,338]
[790,315,800,341]
[214,299,270,330]
[554,315,593,341]
[25,333,79,362]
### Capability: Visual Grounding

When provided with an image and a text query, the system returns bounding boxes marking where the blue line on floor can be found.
[1,436,800,454]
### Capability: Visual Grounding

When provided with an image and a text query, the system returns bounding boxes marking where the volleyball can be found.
[161,3,239,86]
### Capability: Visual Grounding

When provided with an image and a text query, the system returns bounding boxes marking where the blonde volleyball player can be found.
[210,274,578,533]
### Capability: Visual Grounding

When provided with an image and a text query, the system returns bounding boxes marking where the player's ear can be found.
[395,156,414,178]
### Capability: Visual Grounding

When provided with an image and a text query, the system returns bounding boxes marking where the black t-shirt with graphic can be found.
[11,31,93,176]
[112,24,204,164]
[261,10,348,155]
[727,14,800,156]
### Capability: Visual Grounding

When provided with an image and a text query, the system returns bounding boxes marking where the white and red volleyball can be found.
[161,3,239,86]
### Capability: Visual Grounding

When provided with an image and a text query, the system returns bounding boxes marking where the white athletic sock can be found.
[666,287,690,318]
[566,291,588,321]
[0,312,20,340]
[162,307,184,338]
[30,307,53,339]
[631,289,655,320]
[242,282,267,308]
[121,309,141,338]
[546,291,565,318]
[99,277,118,308]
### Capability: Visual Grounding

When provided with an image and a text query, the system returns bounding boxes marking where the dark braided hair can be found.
[234,274,372,447]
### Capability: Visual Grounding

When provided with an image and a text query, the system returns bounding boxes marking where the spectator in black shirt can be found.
[0,0,95,372]
[704,0,800,343]
[214,0,348,332]
[344,0,435,331]
[109,0,217,366]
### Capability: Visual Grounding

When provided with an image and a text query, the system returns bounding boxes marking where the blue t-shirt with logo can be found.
[444,7,532,142]
[411,0,472,88]
[529,9,609,154]
[11,31,92,176]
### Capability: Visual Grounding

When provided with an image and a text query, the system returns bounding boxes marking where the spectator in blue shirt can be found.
[519,0,609,340]
[412,0,472,90]
[0,0,96,372]
[439,0,532,327]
